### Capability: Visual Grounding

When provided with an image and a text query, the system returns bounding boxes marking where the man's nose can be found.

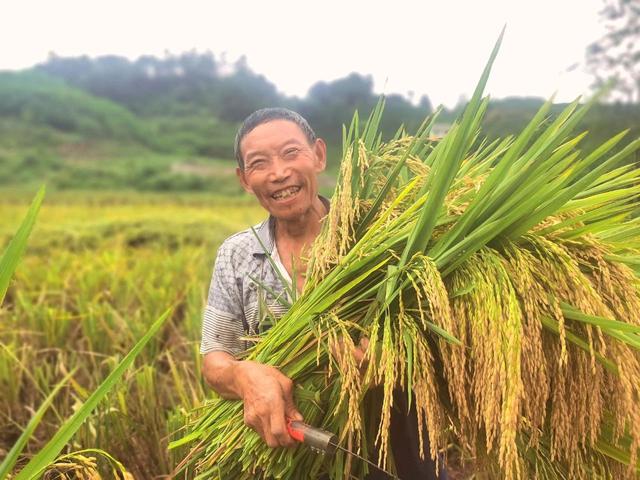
[270,156,290,181]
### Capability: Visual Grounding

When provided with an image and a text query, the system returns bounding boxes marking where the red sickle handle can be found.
[286,419,337,454]
[286,419,306,442]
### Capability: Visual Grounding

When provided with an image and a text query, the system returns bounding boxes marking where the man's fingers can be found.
[239,364,303,449]
[254,408,278,448]
[352,344,364,360]
[288,408,303,422]
[284,395,304,423]
[331,336,370,367]
[281,379,302,420]
[353,337,370,369]
[281,377,303,440]
[270,390,296,447]
[329,337,343,359]
[352,345,365,366]
[244,410,259,431]
[270,409,296,447]
[245,411,267,443]
[263,428,279,448]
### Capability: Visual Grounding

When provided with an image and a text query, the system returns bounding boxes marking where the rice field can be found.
[0,190,265,478]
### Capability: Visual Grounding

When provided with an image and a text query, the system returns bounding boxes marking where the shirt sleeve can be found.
[200,242,246,356]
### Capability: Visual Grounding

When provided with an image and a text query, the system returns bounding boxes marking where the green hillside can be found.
[0,71,153,145]
[482,97,640,154]
[0,53,638,193]
[0,71,242,193]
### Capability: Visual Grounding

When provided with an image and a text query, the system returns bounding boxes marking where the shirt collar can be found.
[251,217,275,256]
[251,195,330,257]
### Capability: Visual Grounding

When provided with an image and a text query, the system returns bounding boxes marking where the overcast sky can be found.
[3,0,608,107]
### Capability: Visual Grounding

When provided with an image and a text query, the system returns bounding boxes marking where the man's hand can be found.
[330,336,370,372]
[202,352,303,448]
[236,360,303,448]
[352,337,370,369]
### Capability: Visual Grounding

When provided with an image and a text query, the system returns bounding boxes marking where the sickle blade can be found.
[330,442,402,480]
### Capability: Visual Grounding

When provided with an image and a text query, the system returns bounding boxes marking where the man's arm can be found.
[202,351,303,448]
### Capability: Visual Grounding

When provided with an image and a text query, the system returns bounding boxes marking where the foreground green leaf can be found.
[0,370,74,478]
[0,186,45,305]
[14,309,172,480]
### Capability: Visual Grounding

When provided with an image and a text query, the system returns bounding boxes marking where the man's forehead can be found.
[241,120,309,155]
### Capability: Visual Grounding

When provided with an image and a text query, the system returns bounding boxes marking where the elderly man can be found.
[200,108,444,479]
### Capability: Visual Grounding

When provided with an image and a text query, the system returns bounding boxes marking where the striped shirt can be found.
[201,196,330,356]
[200,216,291,356]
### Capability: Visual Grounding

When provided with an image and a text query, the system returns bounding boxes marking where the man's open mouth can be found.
[271,186,301,200]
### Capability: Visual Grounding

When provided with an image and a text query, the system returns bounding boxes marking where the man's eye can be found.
[249,159,266,168]
[284,148,300,158]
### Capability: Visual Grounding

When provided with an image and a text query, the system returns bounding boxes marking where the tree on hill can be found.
[38,51,221,114]
[216,57,281,122]
[299,73,377,145]
[586,0,640,102]
[379,93,432,138]
[35,52,436,150]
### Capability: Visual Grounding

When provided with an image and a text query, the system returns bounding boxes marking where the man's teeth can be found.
[272,186,300,199]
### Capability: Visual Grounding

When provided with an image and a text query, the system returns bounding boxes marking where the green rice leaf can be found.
[14,309,172,480]
[0,186,45,305]
[0,370,74,479]
[401,29,503,265]
[561,303,640,334]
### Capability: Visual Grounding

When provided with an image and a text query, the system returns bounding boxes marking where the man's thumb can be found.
[284,394,303,422]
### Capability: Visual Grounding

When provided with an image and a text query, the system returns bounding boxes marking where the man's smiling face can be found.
[237,119,326,221]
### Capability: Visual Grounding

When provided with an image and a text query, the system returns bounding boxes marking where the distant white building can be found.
[431,122,452,138]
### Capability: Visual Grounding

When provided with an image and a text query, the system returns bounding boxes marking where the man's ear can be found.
[236,167,254,194]
[313,138,327,173]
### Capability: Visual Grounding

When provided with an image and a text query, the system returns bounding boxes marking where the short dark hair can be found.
[234,108,317,169]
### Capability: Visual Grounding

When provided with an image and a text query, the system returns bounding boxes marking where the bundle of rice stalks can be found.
[172,33,640,479]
